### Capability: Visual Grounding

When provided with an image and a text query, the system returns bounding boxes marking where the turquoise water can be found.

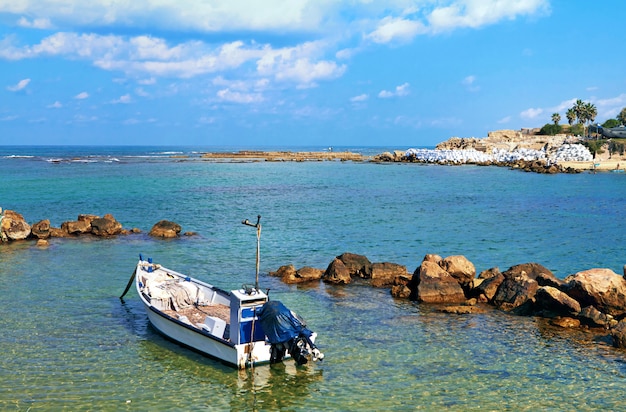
[1,146,625,410]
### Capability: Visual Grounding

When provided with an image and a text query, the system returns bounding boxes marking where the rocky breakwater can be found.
[373,144,591,174]
[272,252,626,349]
[373,130,595,173]
[0,209,189,245]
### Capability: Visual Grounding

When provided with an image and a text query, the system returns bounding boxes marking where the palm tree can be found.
[566,108,576,126]
[584,102,598,138]
[551,113,561,125]
[618,107,626,126]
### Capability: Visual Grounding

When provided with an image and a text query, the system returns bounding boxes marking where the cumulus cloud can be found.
[350,94,368,102]
[520,107,543,119]
[47,101,62,108]
[428,0,550,33]
[367,16,426,44]
[17,17,52,29]
[7,78,30,91]
[378,82,410,98]
[462,75,480,92]
[111,94,131,104]
[74,91,89,99]
[217,88,264,104]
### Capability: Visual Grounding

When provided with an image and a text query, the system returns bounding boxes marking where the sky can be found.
[1,0,625,147]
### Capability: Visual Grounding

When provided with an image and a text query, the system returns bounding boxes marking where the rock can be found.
[423,254,443,264]
[441,255,475,288]
[78,214,99,225]
[62,219,91,235]
[91,214,123,236]
[391,285,411,299]
[323,258,351,285]
[439,305,487,315]
[370,262,407,288]
[535,286,581,316]
[49,227,70,238]
[36,239,49,247]
[31,219,51,239]
[578,306,615,328]
[471,270,504,302]
[270,264,296,278]
[550,317,581,328]
[149,220,182,238]
[492,273,539,311]
[412,260,466,303]
[336,252,372,278]
[502,263,559,286]
[282,267,323,284]
[563,268,626,317]
[1,210,31,240]
[611,320,626,348]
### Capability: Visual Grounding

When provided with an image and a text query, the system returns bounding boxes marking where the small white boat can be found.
[123,216,323,369]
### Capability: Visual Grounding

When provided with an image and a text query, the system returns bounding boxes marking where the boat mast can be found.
[242,215,261,291]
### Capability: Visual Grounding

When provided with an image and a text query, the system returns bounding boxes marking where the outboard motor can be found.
[257,300,324,365]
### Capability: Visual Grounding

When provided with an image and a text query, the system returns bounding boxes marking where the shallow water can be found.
[1,146,625,410]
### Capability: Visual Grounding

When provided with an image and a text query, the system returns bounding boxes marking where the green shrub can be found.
[602,119,620,128]
[570,123,584,136]
[539,123,562,135]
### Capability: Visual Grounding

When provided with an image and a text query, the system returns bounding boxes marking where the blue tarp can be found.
[257,300,311,344]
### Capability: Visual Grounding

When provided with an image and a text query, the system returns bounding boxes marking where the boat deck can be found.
[162,303,230,327]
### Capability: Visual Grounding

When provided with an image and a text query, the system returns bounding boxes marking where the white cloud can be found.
[367,16,426,44]
[462,75,480,92]
[428,0,550,33]
[7,78,30,91]
[47,101,62,108]
[217,88,264,104]
[111,94,131,104]
[379,82,410,98]
[520,107,543,119]
[74,91,89,99]
[350,94,368,102]
[497,116,511,124]
[17,17,52,29]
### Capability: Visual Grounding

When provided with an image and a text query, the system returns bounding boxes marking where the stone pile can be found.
[401,144,593,166]
[272,252,626,350]
[0,209,187,243]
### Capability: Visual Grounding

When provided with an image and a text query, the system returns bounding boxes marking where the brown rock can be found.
[441,255,476,288]
[563,268,626,317]
[282,267,323,284]
[49,227,70,238]
[149,220,182,238]
[336,252,372,278]
[323,258,351,285]
[270,264,296,278]
[611,319,626,348]
[91,214,123,236]
[472,271,505,302]
[1,210,31,240]
[578,306,615,328]
[391,285,411,299]
[439,305,487,314]
[31,219,51,239]
[413,260,466,303]
[62,220,91,235]
[535,286,581,316]
[36,239,49,247]
[370,262,407,288]
[423,254,443,264]
[503,263,559,286]
[550,317,581,328]
[492,273,539,311]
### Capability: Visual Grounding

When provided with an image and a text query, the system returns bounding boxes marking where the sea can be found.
[1,145,625,411]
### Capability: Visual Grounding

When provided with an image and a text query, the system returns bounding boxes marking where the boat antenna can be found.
[242,215,261,292]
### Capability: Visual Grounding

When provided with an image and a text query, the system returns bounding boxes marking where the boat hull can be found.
[135,259,274,369]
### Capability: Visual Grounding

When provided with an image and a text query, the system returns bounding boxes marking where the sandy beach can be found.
[558,152,626,171]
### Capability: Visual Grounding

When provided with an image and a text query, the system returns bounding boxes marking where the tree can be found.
[618,107,626,125]
[602,118,620,128]
[540,123,562,135]
[551,113,561,125]
[570,99,597,137]
[566,108,576,126]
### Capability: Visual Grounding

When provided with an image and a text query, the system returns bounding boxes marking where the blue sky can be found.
[1,1,625,147]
